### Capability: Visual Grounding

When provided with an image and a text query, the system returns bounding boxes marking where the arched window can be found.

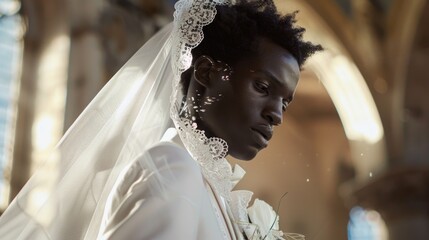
[0,0,22,210]
[348,206,388,240]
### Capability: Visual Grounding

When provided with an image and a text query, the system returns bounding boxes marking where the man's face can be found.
[193,38,300,160]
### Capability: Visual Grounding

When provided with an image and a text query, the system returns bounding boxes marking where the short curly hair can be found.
[181,0,323,92]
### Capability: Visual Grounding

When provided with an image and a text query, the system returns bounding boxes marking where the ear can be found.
[193,55,215,88]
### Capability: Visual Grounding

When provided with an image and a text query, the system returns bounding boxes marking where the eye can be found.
[282,102,288,112]
[254,81,269,95]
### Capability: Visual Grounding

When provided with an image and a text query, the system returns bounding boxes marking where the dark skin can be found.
[185,37,300,160]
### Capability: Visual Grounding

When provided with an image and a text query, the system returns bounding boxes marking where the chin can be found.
[229,146,259,161]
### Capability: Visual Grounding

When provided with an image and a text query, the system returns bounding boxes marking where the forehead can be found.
[254,38,299,77]
[234,38,300,91]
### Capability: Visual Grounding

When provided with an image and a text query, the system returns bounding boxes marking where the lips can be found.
[251,125,273,142]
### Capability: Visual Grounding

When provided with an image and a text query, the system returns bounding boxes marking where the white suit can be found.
[99,129,243,240]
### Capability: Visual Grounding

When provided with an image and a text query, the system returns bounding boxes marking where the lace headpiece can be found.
[169,0,235,200]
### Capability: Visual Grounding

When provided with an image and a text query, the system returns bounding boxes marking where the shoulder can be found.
[138,141,200,173]
[106,142,203,214]
[145,141,191,162]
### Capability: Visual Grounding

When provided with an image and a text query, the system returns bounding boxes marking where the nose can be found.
[262,101,283,126]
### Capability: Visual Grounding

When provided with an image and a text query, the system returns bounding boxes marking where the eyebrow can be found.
[250,69,294,102]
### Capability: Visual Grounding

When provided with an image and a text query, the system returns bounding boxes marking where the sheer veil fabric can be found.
[0,0,242,239]
[0,23,174,239]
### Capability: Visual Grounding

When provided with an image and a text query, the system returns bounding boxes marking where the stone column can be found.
[64,0,105,130]
[10,0,70,201]
[64,0,172,130]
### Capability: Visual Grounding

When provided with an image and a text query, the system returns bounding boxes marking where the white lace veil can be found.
[0,0,232,239]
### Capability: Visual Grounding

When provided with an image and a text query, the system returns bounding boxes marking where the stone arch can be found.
[276,0,387,179]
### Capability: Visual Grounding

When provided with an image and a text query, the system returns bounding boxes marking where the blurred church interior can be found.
[0,0,428,239]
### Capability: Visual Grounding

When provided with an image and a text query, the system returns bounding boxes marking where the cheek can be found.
[203,81,260,124]
[198,90,233,122]
[201,95,223,110]
[204,84,234,109]
[235,90,262,120]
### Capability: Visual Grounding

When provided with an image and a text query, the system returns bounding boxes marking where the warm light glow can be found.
[32,34,69,158]
[29,34,70,213]
[309,54,384,144]
[27,186,56,227]
[30,188,49,210]
[32,115,56,150]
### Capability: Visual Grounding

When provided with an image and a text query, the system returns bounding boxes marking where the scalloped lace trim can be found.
[175,117,233,200]
[170,0,234,200]
[172,0,231,74]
